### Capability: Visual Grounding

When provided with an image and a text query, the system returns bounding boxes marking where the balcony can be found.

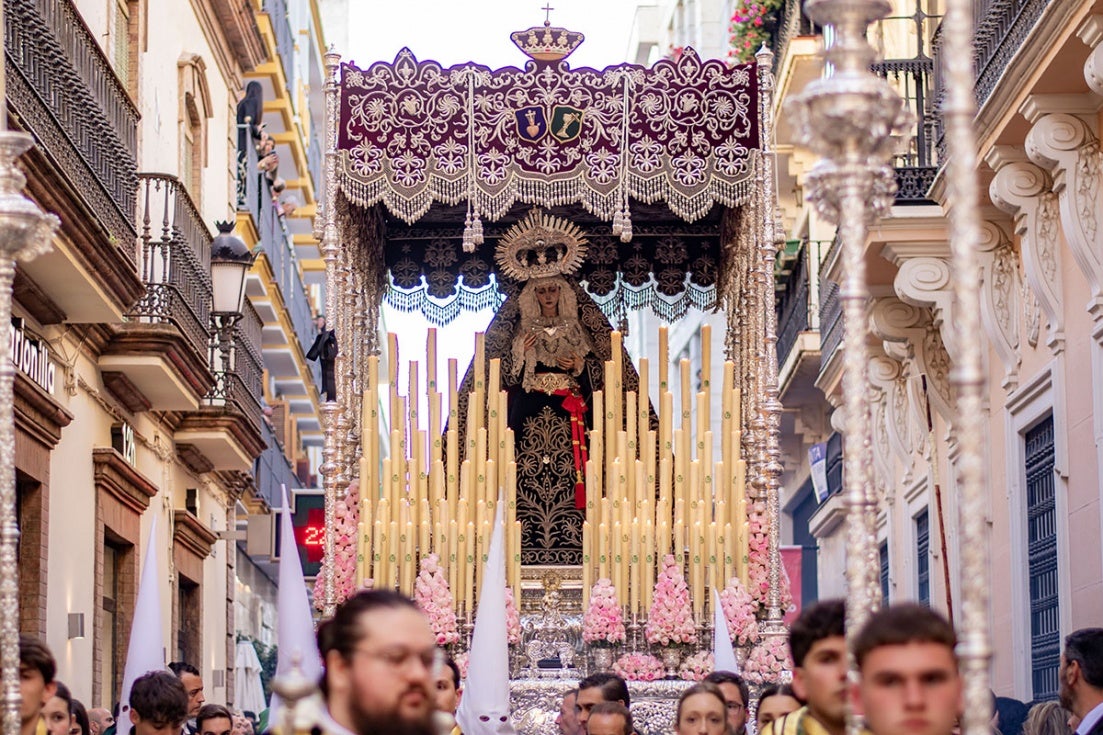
[5,0,144,322]
[238,137,322,441]
[100,174,215,412]
[176,300,266,473]
[262,0,296,98]
[776,242,827,405]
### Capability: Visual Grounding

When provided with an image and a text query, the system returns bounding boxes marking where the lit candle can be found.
[598,521,609,581]
[700,324,711,391]
[638,359,650,450]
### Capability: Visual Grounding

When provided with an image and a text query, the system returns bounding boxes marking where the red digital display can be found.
[292,506,326,565]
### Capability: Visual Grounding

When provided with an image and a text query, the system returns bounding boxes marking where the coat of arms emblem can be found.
[515,105,584,144]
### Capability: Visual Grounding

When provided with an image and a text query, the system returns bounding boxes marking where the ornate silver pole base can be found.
[0,130,59,735]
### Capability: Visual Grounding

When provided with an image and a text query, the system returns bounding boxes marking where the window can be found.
[1025,416,1059,700]
[879,541,889,604]
[177,55,212,207]
[915,509,929,604]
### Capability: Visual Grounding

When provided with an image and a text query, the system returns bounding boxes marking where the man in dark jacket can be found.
[306,314,338,400]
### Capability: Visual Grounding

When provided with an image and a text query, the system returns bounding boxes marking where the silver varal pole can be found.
[786,0,910,684]
[319,46,342,618]
[940,0,993,732]
[0,132,59,734]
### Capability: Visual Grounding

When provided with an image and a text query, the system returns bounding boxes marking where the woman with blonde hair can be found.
[1022,701,1071,735]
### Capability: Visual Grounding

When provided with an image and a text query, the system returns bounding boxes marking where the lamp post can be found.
[210,221,254,383]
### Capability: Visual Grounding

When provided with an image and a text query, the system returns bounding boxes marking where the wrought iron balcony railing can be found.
[4,0,139,249]
[819,246,843,373]
[874,57,939,204]
[932,0,1053,162]
[132,174,213,359]
[771,0,821,73]
[207,299,264,434]
[236,131,321,384]
[776,243,815,368]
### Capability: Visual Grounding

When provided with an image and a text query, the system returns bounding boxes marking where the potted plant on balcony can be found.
[727,0,784,63]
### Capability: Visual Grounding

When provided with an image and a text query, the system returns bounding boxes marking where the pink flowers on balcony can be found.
[727,0,783,63]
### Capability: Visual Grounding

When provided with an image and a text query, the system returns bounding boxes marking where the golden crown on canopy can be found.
[495,210,588,283]
[510,21,585,62]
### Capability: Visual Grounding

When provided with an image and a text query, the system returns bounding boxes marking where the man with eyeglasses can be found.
[316,589,441,735]
[704,672,749,735]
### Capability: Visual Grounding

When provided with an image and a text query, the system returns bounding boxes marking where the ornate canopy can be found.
[334,45,763,324]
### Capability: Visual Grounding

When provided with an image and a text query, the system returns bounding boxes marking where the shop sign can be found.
[10,318,55,395]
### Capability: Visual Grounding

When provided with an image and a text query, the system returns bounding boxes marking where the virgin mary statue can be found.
[456,210,650,566]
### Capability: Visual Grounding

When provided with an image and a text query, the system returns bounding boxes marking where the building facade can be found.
[773,0,1103,702]
[8,0,326,710]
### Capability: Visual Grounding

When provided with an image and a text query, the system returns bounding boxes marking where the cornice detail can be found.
[1025,113,1103,319]
[92,447,158,515]
[869,297,954,428]
[173,511,217,560]
[989,159,1065,352]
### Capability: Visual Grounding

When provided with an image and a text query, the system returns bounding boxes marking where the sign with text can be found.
[10,317,55,395]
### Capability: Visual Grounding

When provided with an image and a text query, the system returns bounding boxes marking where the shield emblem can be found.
[550,105,584,143]
[515,106,548,143]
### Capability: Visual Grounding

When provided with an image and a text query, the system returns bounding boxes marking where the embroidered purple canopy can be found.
[336,48,760,227]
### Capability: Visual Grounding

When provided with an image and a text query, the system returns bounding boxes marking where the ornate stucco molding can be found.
[977,220,1022,390]
[869,297,954,435]
[1025,111,1103,319]
[988,151,1065,352]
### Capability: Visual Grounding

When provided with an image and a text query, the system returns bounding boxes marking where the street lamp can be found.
[210,221,254,376]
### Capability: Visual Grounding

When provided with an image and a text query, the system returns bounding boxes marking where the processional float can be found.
[306,4,993,735]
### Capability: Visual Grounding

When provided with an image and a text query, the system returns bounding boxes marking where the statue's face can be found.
[534,282,560,316]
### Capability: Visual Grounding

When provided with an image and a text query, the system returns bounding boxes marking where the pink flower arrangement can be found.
[678,651,714,681]
[504,586,522,645]
[454,652,469,679]
[612,653,665,682]
[312,484,361,610]
[645,555,698,646]
[746,509,794,611]
[742,634,792,684]
[414,554,460,646]
[726,0,782,63]
[720,576,760,646]
[582,579,626,646]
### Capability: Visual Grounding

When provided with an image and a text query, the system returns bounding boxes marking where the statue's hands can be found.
[524,332,537,351]
[557,354,582,371]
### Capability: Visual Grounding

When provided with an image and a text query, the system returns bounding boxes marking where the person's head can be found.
[167,662,204,718]
[586,702,632,735]
[675,682,728,735]
[1021,702,1071,735]
[315,314,326,330]
[43,681,73,735]
[576,674,630,730]
[1059,628,1103,719]
[995,698,1030,735]
[87,708,114,735]
[316,589,438,735]
[71,699,91,735]
[557,690,583,735]
[520,277,577,323]
[195,705,233,735]
[705,671,750,735]
[852,603,960,735]
[789,599,848,732]
[756,683,801,731]
[19,635,57,728]
[129,670,189,735]
[433,655,462,715]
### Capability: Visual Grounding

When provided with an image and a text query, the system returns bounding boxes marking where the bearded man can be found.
[316,590,441,735]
